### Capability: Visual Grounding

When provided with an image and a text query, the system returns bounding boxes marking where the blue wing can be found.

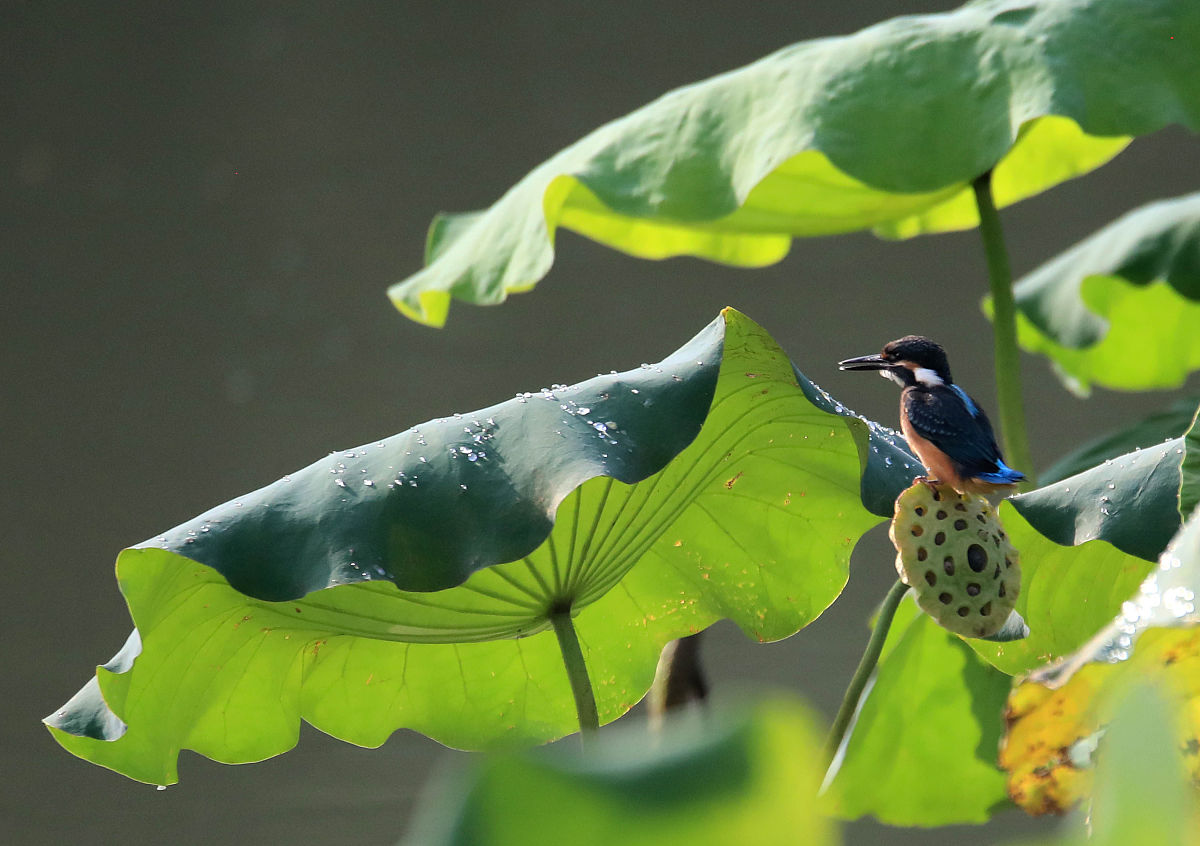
[903,386,1024,482]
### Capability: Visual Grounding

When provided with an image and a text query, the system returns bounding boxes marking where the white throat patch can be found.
[912,367,944,387]
[880,369,905,387]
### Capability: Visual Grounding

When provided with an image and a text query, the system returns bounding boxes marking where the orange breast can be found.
[900,410,967,493]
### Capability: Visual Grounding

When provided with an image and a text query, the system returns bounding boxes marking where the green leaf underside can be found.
[1181,406,1200,520]
[1040,398,1199,486]
[47,310,919,783]
[969,504,1155,676]
[404,699,837,846]
[1012,438,1184,563]
[135,318,727,598]
[828,598,1011,825]
[389,0,1200,326]
[1004,193,1200,394]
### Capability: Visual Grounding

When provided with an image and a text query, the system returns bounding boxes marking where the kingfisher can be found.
[838,335,1025,495]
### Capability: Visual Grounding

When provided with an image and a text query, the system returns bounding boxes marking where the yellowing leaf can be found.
[1001,504,1200,815]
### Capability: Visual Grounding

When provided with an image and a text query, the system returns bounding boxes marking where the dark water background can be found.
[4,1,1198,843]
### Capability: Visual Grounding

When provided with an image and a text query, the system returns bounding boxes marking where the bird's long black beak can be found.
[838,353,889,371]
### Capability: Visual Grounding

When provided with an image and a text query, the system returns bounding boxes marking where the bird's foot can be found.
[913,474,940,491]
[913,475,950,500]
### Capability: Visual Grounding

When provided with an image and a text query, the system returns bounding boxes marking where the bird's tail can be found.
[976,461,1025,485]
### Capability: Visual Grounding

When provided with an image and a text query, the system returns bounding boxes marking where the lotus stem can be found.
[822,578,910,770]
[971,171,1036,488]
[549,603,599,743]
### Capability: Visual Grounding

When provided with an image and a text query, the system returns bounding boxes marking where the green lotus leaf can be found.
[1002,193,1200,395]
[403,698,838,846]
[1181,405,1200,520]
[389,0,1200,326]
[826,598,1012,825]
[964,437,1192,675]
[1001,503,1200,816]
[46,310,919,784]
[968,504,1155,676]
[1040,397,1199,485]
[1011,438,1184,562]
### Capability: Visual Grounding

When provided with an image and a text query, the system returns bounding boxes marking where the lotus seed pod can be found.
[889,482,1020,638]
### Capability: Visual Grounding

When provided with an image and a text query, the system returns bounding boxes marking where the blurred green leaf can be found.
[827,598,1012,825]
[404,698,838,846]
[46,310,918,784]
[1002,193,1200,395]
[1001,502,1200,816]
[390,0,1200,326]
[1084,685,1197,846]
[1040,397,1199,485]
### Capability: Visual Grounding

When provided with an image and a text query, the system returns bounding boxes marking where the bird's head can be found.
[838,335,952,388]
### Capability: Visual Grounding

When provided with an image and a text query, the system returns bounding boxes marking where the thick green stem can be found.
[549,604,599,743]
[822,579,910,769]
[972,171,1037,488]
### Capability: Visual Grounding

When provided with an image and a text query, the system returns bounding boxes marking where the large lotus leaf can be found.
[388,0,1200,326]
[404,698,837,846]
[1002,193,1200,395]
[1182,405,1200,519]
[1001,503,1200,815]
[46,310,919,784]
[1040,397,1199,485]
[825,598,1012,825]
[1010,437,1184,563]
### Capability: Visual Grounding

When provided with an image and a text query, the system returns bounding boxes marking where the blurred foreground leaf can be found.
[390,0,1200,326]
[46,310,917,784]
[404,698,838,846]
[1081,685,1198,846]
